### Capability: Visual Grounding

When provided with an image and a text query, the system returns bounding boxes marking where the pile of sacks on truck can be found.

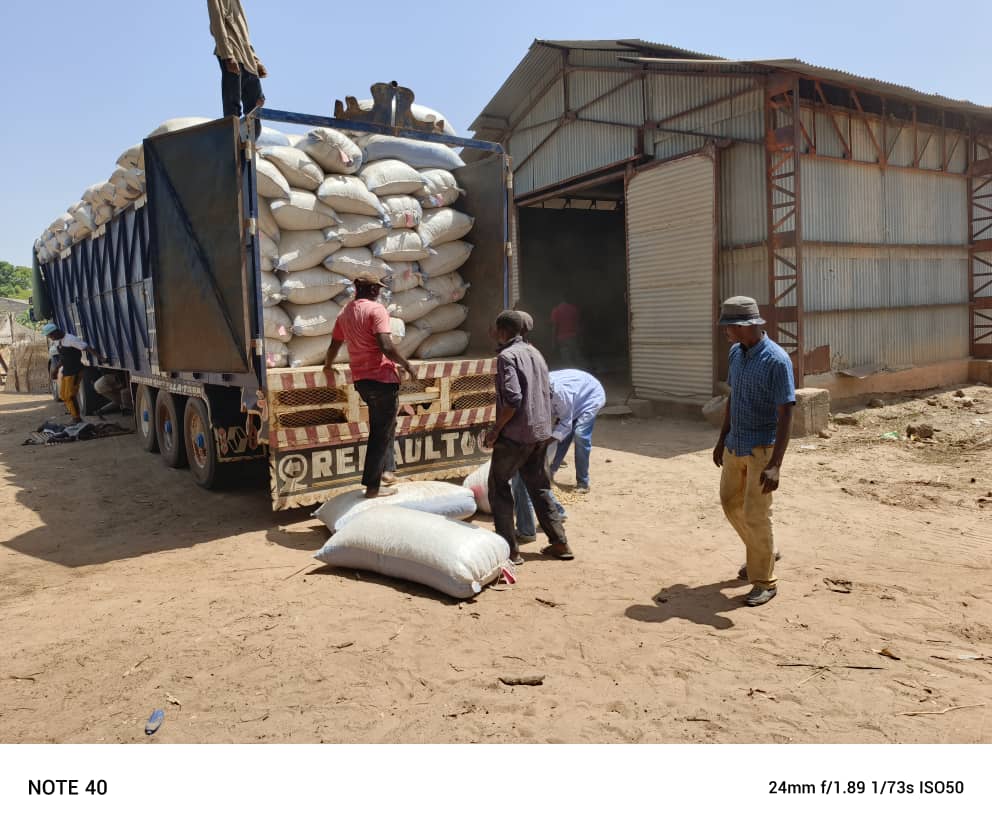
[34,107,478,365]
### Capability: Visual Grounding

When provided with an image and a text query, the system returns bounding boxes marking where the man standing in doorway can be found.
[712,297,795,607]
[323,277,415,499]
[484,310,572,564]
[550,296,582,367]
[207,1,267,125]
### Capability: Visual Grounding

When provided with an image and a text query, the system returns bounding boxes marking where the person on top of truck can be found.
[323,276,415,499]
[42,323,104,425]
[207,0,267,128]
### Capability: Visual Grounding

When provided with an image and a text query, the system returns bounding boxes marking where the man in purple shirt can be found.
[483,311,572,565]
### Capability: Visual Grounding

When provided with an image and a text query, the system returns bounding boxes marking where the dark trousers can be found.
[355,380,399,490]
[218,58,264,128]
[489,436,568,554]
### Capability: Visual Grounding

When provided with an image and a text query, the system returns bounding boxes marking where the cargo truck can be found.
[32,94,512,509]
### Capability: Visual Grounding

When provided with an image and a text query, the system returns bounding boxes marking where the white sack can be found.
[297,128,362,174]
[256,157,292,200]
[264,305,293,343]
[413,303,468,334]
[419,241,473,277]
[257,126,291,147]
[256,198,279,242]
[288,333,335,368]
[387,287,440,323]
[324,247,392,281]
[117,144,143,170]
[314,481,477,533]
[284,300,342,337]
[380,195,423,229]
[276,228,343,272]
[280,268,351,305]
[271,189,340,231]
[259,146,324,191]
[260,271,285,307]
[259,233,278,271]
[313,506,509,599]
[423,272,468,304]
[359,159,425,196]
[354,100,457,136]
[418,208,474,248]
[317,175,385,217]
[395,326,429,359]
[388,265,422,293]
[334,214,390,248]
[359,134,464,171]
[463,460,493,514]
[418,169,463,208]
[265,339,289,369]
[416,329,470,359]
[372,229,428,262]
[148,116,211,137]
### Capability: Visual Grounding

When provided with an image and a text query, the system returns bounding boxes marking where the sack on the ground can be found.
[296,128,362,175]
[359,135,465,171]
[280,268,352,305]
[417,169,463,208]
[287,333,335,368]
[317,175,385,218]
[418,208,474,248]
[270,189,340,231]
[284,300,342,337]
[313,505,508,599]
[314,481,478,533]
[380,195,423,229]
[372,229,429,262]
[387,287,440,323]
[334,213,390,247]
[419,241,473,277]
[413,303,467,334]
[276,228,343,272]
[256,157,292,200]
[423,272,468,304]
[259,146,324,191]
[265,339,289,368]
[462,460,492,513]
[324,247,392,281]
[261,271,285,306]
[264,305,293,343]
[415,329,470,359]
[359,159,425,196]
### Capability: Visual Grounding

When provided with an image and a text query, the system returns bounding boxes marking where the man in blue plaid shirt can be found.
[712,296,795,607]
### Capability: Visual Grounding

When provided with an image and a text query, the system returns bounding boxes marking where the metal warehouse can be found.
[470,39,992,402]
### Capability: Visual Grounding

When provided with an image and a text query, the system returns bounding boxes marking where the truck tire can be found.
[155,391,188,468]
[184,397,221,488]
[135,384,158,452]
[76,368,107,417]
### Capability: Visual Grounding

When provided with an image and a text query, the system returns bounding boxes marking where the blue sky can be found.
[1,0,989,266]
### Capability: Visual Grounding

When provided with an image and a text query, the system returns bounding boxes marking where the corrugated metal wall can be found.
[627,154,715,401]
[799,156,970,370]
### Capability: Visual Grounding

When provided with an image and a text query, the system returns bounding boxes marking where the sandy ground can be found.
[1,385,991,744]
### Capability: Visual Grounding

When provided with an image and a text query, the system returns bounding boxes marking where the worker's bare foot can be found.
[381,472,398,486]
[364,486,398,499]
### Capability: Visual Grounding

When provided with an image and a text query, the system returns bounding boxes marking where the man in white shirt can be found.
[43,323,104,424]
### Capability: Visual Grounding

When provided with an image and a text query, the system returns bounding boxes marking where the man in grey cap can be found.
[712,296,795,606]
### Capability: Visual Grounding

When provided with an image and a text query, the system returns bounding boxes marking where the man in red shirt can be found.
[550,297,582,367]
[323,277,415,498]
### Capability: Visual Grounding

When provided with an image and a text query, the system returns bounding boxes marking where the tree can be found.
[0,261,32,300]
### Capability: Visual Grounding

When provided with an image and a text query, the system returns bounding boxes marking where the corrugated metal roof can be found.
[621,56,992,120]
[470,39,718,134]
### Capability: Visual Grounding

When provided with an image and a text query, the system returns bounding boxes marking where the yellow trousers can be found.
[720,446,777,589]
[60,373,81,420]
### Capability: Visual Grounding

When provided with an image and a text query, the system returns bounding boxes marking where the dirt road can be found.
[1,387,990,743]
